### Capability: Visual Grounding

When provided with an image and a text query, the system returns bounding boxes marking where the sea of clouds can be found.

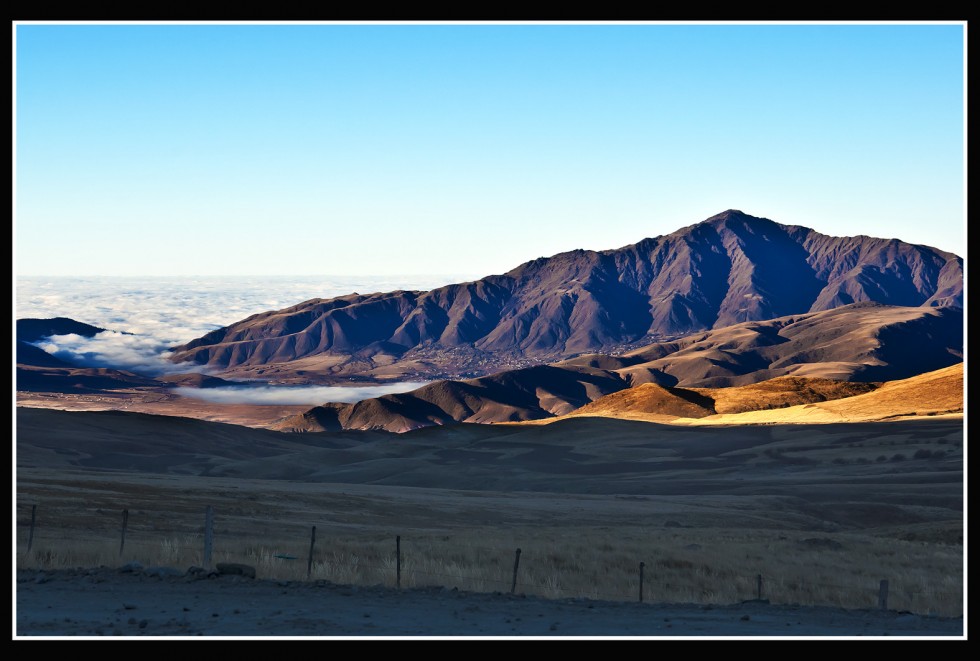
[173,383,432,406]
[16,275,474,404]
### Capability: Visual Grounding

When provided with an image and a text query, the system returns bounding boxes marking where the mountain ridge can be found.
[169,210,964,383]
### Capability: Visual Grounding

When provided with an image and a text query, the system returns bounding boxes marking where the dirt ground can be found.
[14,567,964,638]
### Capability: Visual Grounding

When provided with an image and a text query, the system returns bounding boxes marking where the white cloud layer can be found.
[174,383,430,406]
[16,275,474,378]
[34,331,207,376]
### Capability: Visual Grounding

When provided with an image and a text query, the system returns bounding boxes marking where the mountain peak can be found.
[702,209,766,224]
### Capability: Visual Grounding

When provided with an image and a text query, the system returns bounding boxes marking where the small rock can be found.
[741,615,751,621]
[119,561,144,573]
[123,603,137,610]
[138,619,148,629]
[34,574,49,584]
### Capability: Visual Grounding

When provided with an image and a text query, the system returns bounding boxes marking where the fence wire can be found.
[15,504,964,616]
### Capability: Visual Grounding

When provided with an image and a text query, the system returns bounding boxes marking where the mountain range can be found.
[169,210,963,384]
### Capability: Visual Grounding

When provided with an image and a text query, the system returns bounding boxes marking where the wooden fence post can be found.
[878,579,889,610]
[119,509,129,556]
[307,526,316,578]
[396,535,401,589]
[639,562,645,603]
[203,506,214,568]
[757,573,763,600]
[511,548,522,594]
[27,504,36,553]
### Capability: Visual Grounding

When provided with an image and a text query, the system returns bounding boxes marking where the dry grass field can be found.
[16,407,964,618]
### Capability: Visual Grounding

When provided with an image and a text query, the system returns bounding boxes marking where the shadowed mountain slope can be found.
[170,210,962,382]
[16,317,107,343]
[273,364,628,433]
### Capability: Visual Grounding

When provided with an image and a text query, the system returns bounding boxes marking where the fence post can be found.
[203,506,214,568]
[757,573,763,600]
[878,579,889,610]
[511,548,522,594]
[639,562,645,603]
[396,535,401,589]
[27,504,36,553]
[119,509,129,557]
[307,526,316,578]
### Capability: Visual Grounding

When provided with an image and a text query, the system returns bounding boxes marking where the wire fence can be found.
[15,503,964,618]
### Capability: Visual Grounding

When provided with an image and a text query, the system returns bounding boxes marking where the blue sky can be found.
[14,22,966,278]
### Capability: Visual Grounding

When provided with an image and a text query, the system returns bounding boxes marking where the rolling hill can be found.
[273,303,962,432]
